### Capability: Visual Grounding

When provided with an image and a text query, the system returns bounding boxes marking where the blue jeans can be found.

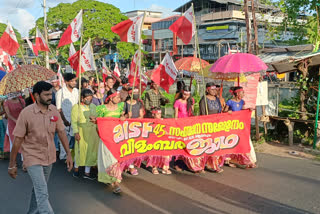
[27,165,54,214]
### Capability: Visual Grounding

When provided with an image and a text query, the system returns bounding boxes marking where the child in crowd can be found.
[147,107,172,175]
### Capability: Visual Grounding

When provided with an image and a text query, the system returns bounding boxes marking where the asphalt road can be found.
[0,153,320,214]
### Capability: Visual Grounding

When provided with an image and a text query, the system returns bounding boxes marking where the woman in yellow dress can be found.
[95,89,125,194]
[71,89,99,179]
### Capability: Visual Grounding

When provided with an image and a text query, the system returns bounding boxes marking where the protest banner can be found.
[97,110,252,162]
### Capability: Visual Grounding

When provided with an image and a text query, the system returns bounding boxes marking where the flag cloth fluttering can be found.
[26,38,38,56]
[113,62,120,77]
[35,28,49,52]
[111,14,144,45]
[69,43,76,58]
[0,23,20,56]
[68,39,95,77]
[0,48,13,72]
[151,53,178,92]
[58,10,83,48]
[169,6,195,45]
[128,50,140,84]
[101,58,110,83]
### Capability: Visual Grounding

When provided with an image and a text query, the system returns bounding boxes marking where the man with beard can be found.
[56,73,79,160]
[8,81,73,214]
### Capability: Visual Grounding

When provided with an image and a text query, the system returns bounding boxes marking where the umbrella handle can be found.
[29,89,35,103]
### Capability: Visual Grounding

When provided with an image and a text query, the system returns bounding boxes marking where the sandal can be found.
[112,184,122,194]
[128,168,139,176]
[111,182,122,194]
[162,169,172,175]
[152,168,159,175]
[216,168,224,173]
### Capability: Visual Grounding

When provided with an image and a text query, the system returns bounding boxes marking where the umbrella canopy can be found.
[209,53,268,80]
[202,64,247,82]
[175,57,210,72]
[0,65,56,95]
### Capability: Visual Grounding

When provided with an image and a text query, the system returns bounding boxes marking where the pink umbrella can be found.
[209,53,268,81]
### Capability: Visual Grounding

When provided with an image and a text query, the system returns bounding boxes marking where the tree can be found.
[273,0,320,49]
[30,0,139,65]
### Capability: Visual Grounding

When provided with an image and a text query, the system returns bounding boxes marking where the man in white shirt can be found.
[56,73,79,160]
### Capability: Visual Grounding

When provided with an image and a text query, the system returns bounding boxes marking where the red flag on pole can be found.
[169,6,195,45]
[58,10,83,48]
[26,37,38,56]
[0,23,20,56]
[151,53,178,92]
[101,58,110,83]
[69,43,76,58]
[114,62,120,77]
[68,39,95,77]
[128,50,140,83]
[36,28,49,52]
[111,14,144,45]
[0,48,13,72]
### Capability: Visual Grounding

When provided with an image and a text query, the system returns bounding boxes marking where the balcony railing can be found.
[201,10,245,22]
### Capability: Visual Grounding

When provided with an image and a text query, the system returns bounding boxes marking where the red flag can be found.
[114,62,120,77]
[36,28,49,52]
[128,50,140,84]
[69,43,76,58]
[0,23,19,56]
[57,65,65,87]
[111,14,144,45]
[58,10,83,48]
[169,6,195,45]
[0,48,13,72]
[101,58,110,83]
[26,37,38,56]
[151,53,178,92]
[68,39,95,77]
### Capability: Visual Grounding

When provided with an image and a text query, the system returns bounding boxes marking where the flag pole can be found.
[18,46,26,64]
[129,12,146,117]
[78,10,84,107]
[91,41,103,105]
[191,3,208,115]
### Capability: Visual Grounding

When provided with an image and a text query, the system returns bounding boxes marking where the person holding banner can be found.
[124,88,144,119]
[71,89,99,179]
[223,86,256,168]
[199,83,222,115]
[144,81,169,118]
[95,89,125,193]
[119,77,130,102]
[174,86,194,118]
[146,107,172,175]
[199,83,224,173]
[174,86,204,173]
[92,82,105,106]
[215,84,226,109]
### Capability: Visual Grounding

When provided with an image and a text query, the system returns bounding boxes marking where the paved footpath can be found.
[0,153,320,214]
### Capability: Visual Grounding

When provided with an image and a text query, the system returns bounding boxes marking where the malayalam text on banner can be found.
[97,110,252,162]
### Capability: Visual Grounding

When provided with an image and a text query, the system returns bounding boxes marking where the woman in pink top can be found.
[4,96,25,155]
[173,86,205,173]
[174,86,194,118]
